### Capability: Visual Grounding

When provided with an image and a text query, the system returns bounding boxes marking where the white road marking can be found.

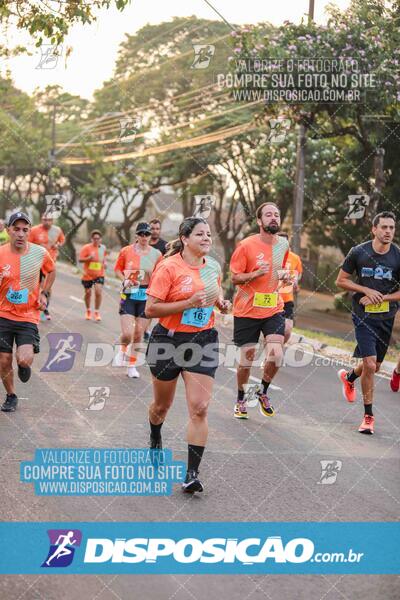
[227,367,282,390]
[69,295,85,304]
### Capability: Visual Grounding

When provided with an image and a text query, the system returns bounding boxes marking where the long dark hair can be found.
[165,217,208,257]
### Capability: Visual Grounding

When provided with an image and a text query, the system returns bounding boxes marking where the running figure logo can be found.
[36,45,62,70]
[190,44,215,69]
[317,460,342,484]
[119,117,141,143]
[267,117,291,143]
[41,333,83,373]
[243,383,262,407]
[41,529,82,568]
[86,386,110,411]
[345,195,370,220]
[193,195,215,219]
[44,194,66,219]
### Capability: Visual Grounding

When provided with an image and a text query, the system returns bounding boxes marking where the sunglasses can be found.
[137,232,151,237]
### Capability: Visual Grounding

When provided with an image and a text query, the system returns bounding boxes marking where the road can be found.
[0,268,399,599]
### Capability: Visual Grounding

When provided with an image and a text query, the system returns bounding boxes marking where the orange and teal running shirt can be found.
[0,242,54,324]
[279,250,303,304]
[147,253,221,333]
[29,224,65,261]
[79,243,107,280]
[230,234,289,319]
[114,244,162,285]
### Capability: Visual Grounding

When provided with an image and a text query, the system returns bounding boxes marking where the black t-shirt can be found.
[341,241,400,319]
[150,238,167,255]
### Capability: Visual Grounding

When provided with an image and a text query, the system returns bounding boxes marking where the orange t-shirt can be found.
[0,243,54,324]
[29,224,65,261]
[279,250,303,303]
[114,244,162,286]
[79,243,107,280]
[147,253,221,333]
[230,234,289,319]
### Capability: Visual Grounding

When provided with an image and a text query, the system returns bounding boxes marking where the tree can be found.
[234,0,400,252]
[0,1,131,51]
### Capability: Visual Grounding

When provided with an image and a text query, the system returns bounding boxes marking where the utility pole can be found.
[371,147,385,216]
[48,102,57,195]
[291,1,315,254]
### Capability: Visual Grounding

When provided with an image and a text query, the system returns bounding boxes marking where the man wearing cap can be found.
[0,212,55,412]
[29,214,65,320]
[114,222,163,378]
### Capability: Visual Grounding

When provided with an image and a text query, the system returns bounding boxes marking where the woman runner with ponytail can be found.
[145,217,230,493]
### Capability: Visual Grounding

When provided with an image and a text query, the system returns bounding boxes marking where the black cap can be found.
[135,222,151,234]
[7,211,31,227]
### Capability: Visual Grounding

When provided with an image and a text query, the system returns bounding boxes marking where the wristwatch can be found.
[41,290,50,299]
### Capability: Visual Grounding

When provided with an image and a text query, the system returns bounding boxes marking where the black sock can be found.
[187,444,205,473]
[149,420,163,440]
[237,389,245,401]
[364,404,373,416]
[346,370,359,383]
[261,379,270,394]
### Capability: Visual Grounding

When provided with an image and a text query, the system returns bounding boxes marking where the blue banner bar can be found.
[0,522,399,574]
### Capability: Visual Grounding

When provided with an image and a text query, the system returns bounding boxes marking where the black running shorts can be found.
[233,312,285,347]
[81,277,105,288]
[352,314,394,364]
[283,301,294,320]
[146,323,219,381]
[119,286,149,318]
[0,317,40,354]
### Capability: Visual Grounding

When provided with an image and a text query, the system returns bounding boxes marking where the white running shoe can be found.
[113,350,126,367]
[127,366,140,378]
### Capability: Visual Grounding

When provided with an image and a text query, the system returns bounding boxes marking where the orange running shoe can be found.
[337,369,356,403]
[358,414,374,435]
[85,309,92,320]
[390,369,400,392]
[94,311,101,322]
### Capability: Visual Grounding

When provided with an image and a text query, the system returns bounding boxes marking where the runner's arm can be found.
[381,290,400,302]
[336,269,383,303]
[56,230,65,248]
[78,248,93,263]
[41,269,56,293]
[231,268,267,285]
[145,292,206,318]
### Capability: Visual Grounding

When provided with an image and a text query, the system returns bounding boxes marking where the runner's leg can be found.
[84,287,91,310]
[237,345,256,392]
[360,355,376,405]
[183,371,213,446]
[182,371,213,492]
[94,282,102,311]
[119,314,133,353]
[148,376,178,446]
[262,333,284,384]
[284,318,293,344]
[0,352,14,395]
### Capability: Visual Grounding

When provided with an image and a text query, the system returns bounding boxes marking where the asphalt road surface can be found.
[0,268,399,599]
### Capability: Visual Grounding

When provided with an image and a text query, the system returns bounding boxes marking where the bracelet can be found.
[41,291,49,299]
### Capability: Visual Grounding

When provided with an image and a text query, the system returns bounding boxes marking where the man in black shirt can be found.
[336,211,400,435]
[145,219,168,342]
[149,219,167,255]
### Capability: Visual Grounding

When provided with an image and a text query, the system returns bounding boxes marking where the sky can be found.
[4,0,351,100]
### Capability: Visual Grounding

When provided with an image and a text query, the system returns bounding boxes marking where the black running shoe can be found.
[18,365,31,383]
[1,394,18,412]
[149,434,162,450]
[182,469,204,493]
